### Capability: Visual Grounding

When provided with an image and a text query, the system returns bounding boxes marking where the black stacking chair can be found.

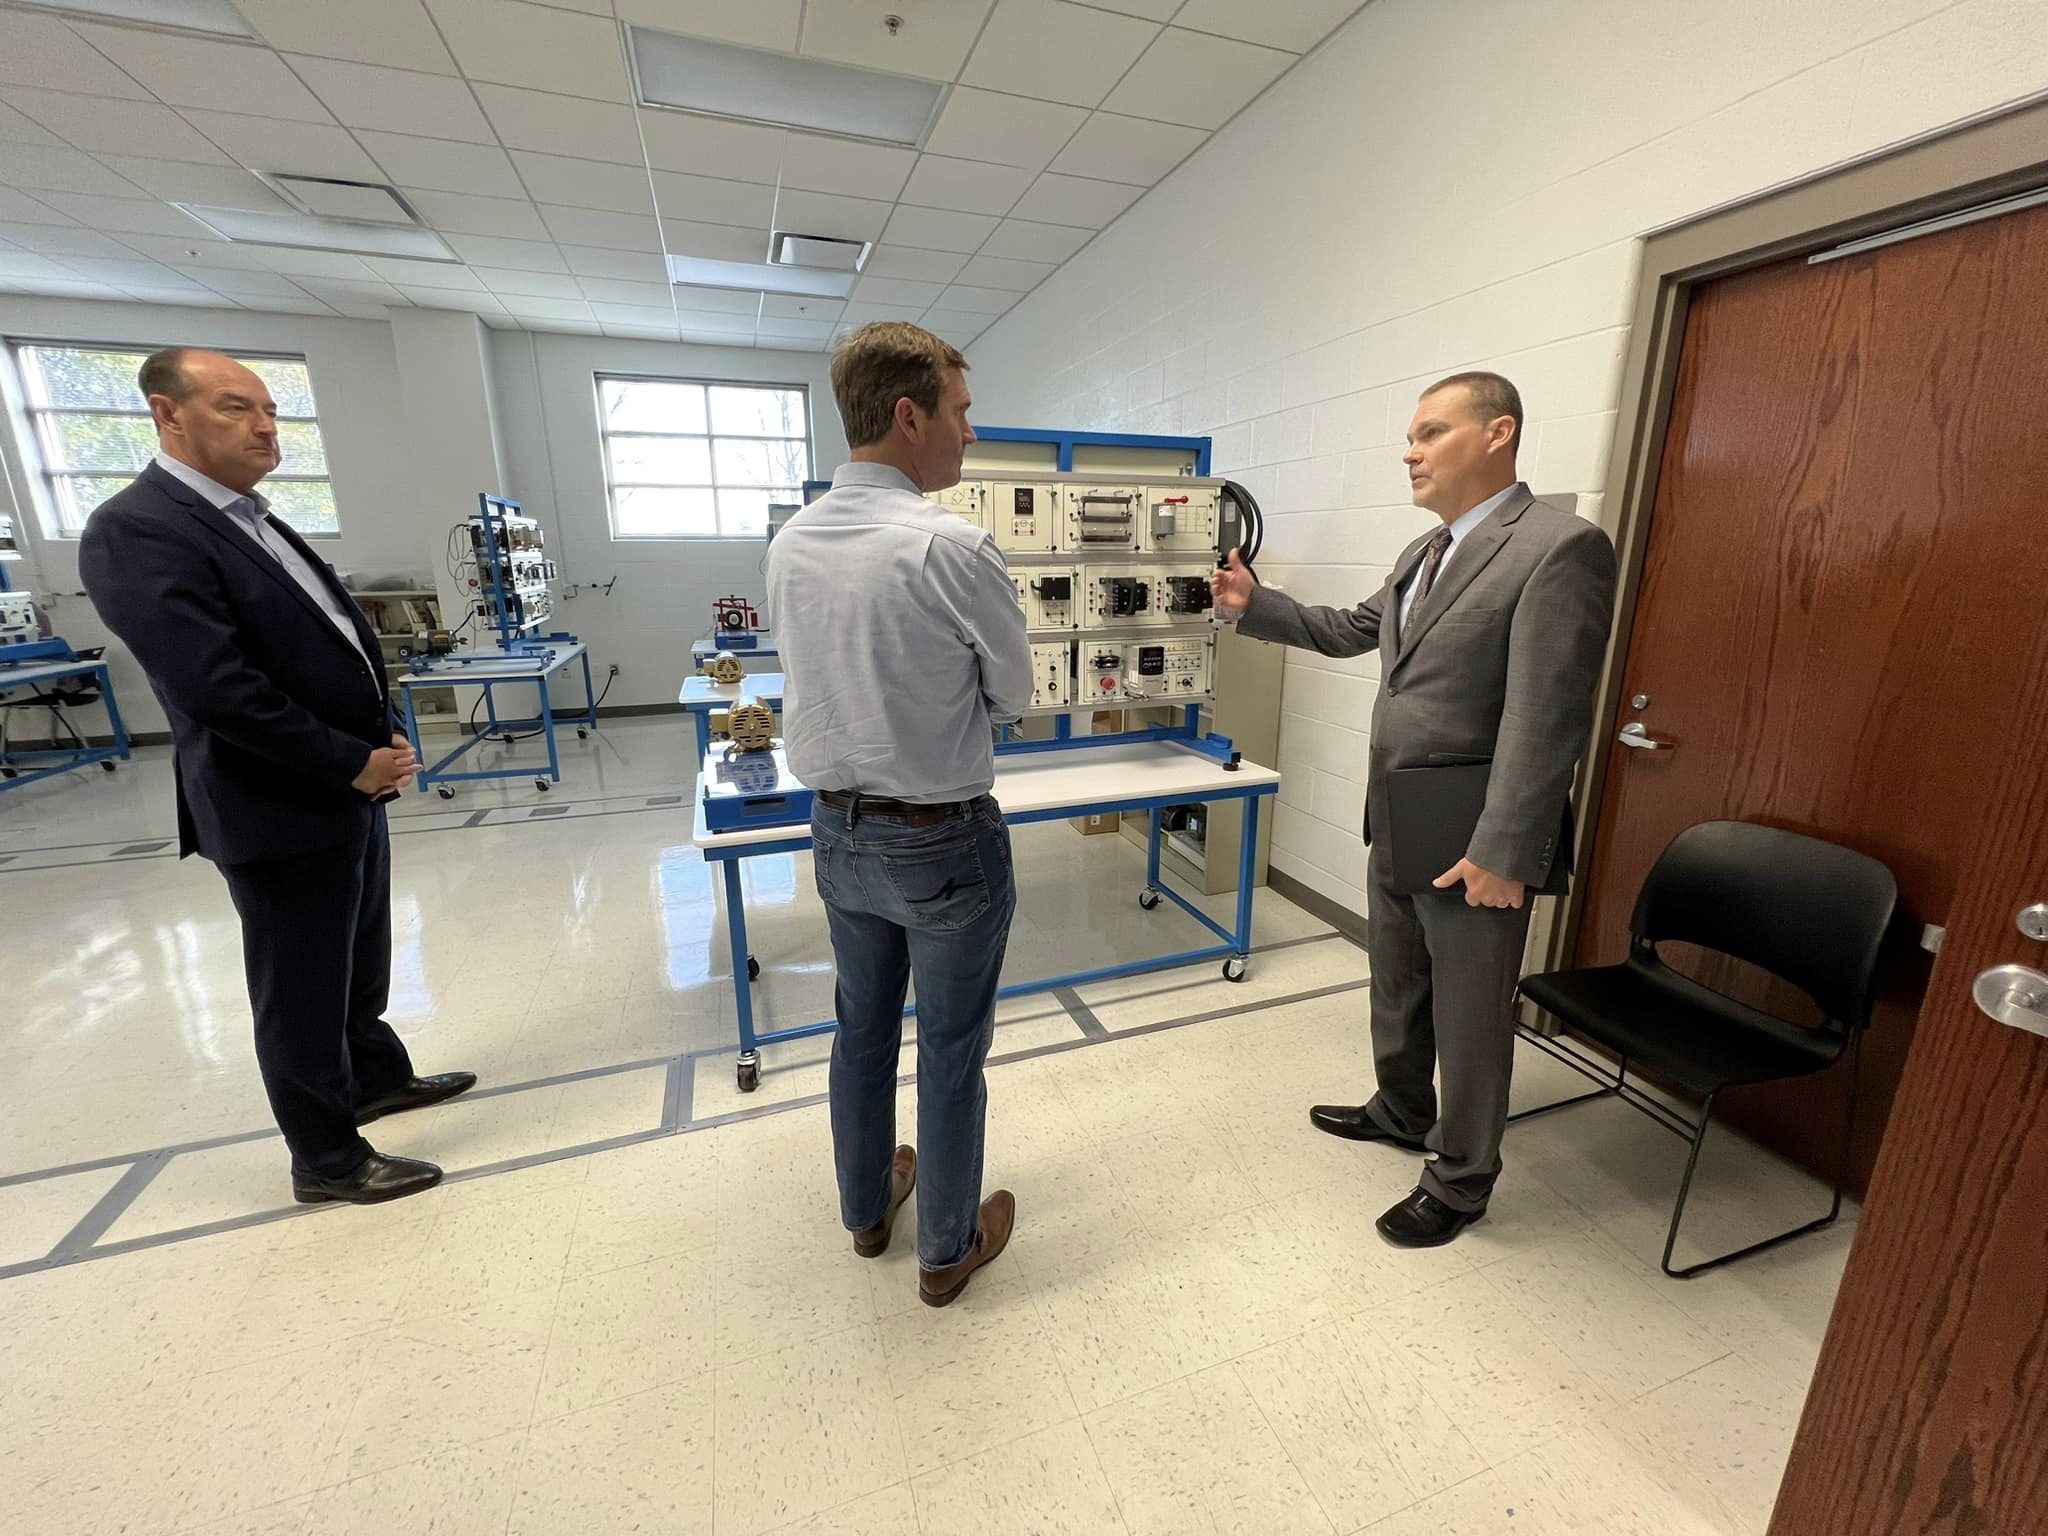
[1512,820,1898,1278]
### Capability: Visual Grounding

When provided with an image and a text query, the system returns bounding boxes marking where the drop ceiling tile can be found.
[777,132,915,201]
[659,218,766,262]
[590,301,679,327]
[443,233,568,272]
[72,25,332,120]
[560,244,667,280]
[1008,170,1140,227]
[474,267,583,297]
[761,295,844,321]
[405,189,552,239]
[244,247,378,278]
[184,268,314,299]
[616,0,799,49]
[1103,27,1295,129]
[636,108,782,183]
[499,295,596,323]
[92,157,289,211]
[0,252,73,282]
[357,133,526,199]
[0,13,152,97]
[395,285,508,313]
[956,253,1055,291]
[33,193,212,239]
[923,309,991,346]
[771,188,890,243]
[962,0,1160,108]
[576,276,671,305]
[295,277,406,304]
[1067,0,1180,17]
[933,283,1019,316]
[235,0,459,71]
[541,204,664,251]
[878,205,997,255]
[0,188,76,225]
[838,301,924,325]
[365,257,487,290]
[651,170,776,230]
[981,218,1092,262]
[0,99,64,147]
[123,285,243,307]
[802,0,995,81]
[672,285,761,315]
[180,111,385,179]
[509,151,656,216]
[1047,112,1204,184]
[0,143,155,199]
[1171,0,1362,52]
[861,244,968,284]
[116,232,257,267]
[757,316,832,343]
[606,322,683,340]
[286,55,496,142]
[425,0,631,100]
[924,87,1086,172]
[0,222,129,256]
[475,85,641,159]
[55,255,182,284]
[851,275,944,308]
[2,89,232,164]
[899,156,1031,217]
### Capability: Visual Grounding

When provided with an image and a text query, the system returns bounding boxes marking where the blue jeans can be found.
[810,795,1015,1269]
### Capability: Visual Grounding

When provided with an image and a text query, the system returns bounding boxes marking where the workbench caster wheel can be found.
[534,777,551,792]
[577,728,588,739]
[101,760,118,773]
[436,785,456,800]
[746,955,761,981]
[1222,955,1248,983]
[737,1054,761,1093]
[1138,888,1160,911]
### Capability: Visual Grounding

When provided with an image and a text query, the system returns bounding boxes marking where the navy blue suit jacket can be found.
[78,461,398,864]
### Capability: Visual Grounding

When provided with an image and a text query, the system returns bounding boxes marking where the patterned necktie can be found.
[1416,525,1454,603]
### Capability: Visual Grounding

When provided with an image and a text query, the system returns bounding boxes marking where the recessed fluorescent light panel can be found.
[18,0,254,37]
[631,26,945,147]
[772,233,869,273]
[668,255,856,300]
[268,176,419,226]
[174,203,459,262]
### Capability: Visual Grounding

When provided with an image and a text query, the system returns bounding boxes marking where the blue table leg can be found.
[96,664,132,761]
[1229,793,1260,980]
[723,858,762,1091]
[537,676,560,787]
[694,709,711,761]
[1143,805,1163,910]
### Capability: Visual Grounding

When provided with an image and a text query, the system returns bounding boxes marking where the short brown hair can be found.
[831,322,967,448]
[138,346,199,402]
[1422,370,1523,455]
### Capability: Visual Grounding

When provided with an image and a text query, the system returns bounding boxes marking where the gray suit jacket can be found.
[1238,484,1617,890]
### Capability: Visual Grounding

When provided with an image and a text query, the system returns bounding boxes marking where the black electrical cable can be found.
[468,667,615,745]
[1218,479,1265,573]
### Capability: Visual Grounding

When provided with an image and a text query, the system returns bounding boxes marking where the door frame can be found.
[1528,98,2048,979]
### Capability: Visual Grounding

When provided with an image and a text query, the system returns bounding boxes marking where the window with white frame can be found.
[597,375,810,539]
[10,343,340,537]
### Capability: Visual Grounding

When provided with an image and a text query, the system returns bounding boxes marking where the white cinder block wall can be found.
[963,0,2048,918]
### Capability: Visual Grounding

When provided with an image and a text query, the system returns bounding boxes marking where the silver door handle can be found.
[1618,721,1672,750]
[1974,964,2048,1039]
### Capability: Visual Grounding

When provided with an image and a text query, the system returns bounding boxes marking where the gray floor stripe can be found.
[461,809,492,828]
[45,1149,171,1260]
[1054,985,1109,1039]
[664,1054,694,1130]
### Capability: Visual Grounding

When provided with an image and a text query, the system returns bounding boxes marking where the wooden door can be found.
[1768,614,2048,1532]
[1572,202,2048,1189]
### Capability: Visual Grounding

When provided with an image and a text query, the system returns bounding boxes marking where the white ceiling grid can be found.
[0,0,1368,350]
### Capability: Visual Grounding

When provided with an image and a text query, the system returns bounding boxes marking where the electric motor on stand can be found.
[725,697,776,753]
[700,650,744,685]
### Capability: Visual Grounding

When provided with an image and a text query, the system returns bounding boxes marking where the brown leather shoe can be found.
[919,1190,1015,1308]
[853,1145,917,1258]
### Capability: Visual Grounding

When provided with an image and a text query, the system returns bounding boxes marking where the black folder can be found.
[1385,759,1492,895]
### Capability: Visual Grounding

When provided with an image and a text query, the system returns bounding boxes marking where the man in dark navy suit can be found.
[80,347,474,1205]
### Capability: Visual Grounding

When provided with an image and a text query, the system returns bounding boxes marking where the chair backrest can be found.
[1629,820,1899,1028]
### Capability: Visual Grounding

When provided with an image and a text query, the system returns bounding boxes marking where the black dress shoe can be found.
[1376,1187,1484,1248]
[354,1071,479,1126]
[293,1151,443,1206]
[1309,1104,1428,1151]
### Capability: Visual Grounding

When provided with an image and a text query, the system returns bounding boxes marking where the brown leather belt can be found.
[815,789,969,827]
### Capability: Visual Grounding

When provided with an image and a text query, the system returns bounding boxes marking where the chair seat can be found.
[1519,960,1846,1098]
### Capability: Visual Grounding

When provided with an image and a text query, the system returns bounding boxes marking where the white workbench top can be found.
[397,640,586,685]
[692,738,1279,850]
[677,672,786,707]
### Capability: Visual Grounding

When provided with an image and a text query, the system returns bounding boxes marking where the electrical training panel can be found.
[928,473,1229,713]
[464,506,557,638]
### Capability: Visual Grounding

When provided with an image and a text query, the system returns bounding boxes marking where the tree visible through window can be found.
[597,375,810,539]
[11,343,340,537]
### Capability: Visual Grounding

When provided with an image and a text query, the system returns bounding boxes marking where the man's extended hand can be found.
[1210,547,1256,621]
[1434,858,1525,910]
[352,740,418,796]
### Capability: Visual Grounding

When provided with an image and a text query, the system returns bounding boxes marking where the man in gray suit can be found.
[1212,372,1616,1247]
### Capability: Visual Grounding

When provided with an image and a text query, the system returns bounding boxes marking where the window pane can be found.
[243,357,317,416]
[716,437,811,488]
[718,488,791,538]
[709,385,805,437]
[601,378,707,435]
[274,420,328,475]
[607,433,712,485]
[264,480,340,536]
[22,347,148,410]
[39,412,157,472]
[54,475,138,534]
[614,485,716,538]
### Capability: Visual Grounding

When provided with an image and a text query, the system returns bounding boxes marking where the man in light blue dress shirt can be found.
[767,323,1032,1306]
